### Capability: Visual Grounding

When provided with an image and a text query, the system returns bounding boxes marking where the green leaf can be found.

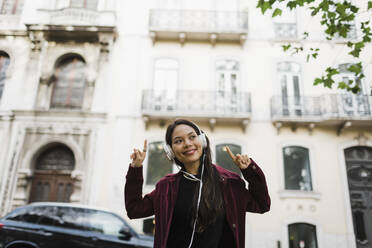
[314,78,323,85]
[272,8,282,17]
[369,1,372,10]
[261,1,272,14]
[282,44,291,51]
[338,82,348,89]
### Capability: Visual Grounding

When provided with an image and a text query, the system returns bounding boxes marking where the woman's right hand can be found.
[130,140,147,167]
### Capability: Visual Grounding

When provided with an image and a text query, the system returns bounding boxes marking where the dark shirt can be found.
[167,173,226,248]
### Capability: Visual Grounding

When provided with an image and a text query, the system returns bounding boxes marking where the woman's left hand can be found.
[225,146,252,169]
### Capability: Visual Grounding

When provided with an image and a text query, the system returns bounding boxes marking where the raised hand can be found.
[225,146,252,169]
[130,140,147,167]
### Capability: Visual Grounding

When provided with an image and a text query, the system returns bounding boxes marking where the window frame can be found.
[0,51,10,103]
[281,218,323,248]
[50,55,87,110]
[212,139,245,175]
[0,0,24,15]
[144,138,176,189]
[151,58,179,112]
[278,141,320,200]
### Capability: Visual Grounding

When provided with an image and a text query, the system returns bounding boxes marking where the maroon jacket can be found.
[125,159,270,248]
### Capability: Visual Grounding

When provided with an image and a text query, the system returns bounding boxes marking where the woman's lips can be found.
[183,149,196,155]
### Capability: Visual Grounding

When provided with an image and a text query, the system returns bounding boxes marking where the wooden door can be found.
[29,173,74,203]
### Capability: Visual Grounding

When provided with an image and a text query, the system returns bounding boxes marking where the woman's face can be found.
[171,124,203,167]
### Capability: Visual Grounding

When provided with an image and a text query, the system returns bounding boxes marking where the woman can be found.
[125,119,270,248]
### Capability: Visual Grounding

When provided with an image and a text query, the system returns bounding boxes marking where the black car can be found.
[0,202,154,248]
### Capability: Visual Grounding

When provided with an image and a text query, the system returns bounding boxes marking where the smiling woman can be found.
[124,119,271,248]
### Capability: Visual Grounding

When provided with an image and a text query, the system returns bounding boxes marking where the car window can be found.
[55,207,88,230]
[84,209,127,237]
[6,206,57,226]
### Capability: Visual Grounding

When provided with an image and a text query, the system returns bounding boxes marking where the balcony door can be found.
[344,146,372,248]
[278,62,302,116]
[216,59,239,113]
[338,64,369,116]
[153,59,178,111]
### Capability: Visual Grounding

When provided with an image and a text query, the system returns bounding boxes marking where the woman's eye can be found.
[174,140,181,144]
[190,135,196,139]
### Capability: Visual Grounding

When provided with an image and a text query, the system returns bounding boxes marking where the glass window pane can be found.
[283,146,312,191]
[0,52,10,100]
[36,144,75,171]
[55,207,87,230]
[146,141,173,185]
[216,144,241,175]
[84,209,126,236]
[0,0,24,15]
[51,56,86,109]
[143,218,155,236]
[288,223,318,248]
[7,206,57,225]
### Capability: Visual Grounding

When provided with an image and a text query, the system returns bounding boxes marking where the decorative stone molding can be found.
[12,169,33,208]
[28,31,46,53]
[70,170,84,203]
[354,132,368,146]
[98,32,115,57]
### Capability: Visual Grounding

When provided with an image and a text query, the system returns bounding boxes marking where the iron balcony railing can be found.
[36,7,116,27]
[142,90,251,117]
[149,9,248,33]
[271,94,372,120]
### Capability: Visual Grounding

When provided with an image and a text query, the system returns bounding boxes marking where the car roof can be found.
[26,202,116,213]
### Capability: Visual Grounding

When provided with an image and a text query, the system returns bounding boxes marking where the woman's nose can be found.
[184,138,192,147]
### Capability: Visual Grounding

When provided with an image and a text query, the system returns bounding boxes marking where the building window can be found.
[216,143,241,175]
[283,146,312,191]
[273,6,297,39]
[0,51,10,101]
[288,223,318,248]
[153,58,178,111]
[143,217,155,236]
[338,63,368,116]
[51,55,86,109]
[277,62,302,116]
[0,0,24,15]
[215,60,240,113]
[146,141,173,185]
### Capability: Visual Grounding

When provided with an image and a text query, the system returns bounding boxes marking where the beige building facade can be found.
[0,0,371,247]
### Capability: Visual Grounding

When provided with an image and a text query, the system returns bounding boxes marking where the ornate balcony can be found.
[26,7,116,44]
[149,9,248,46]
[271,94,372,134]
[35,7,115,27]
[141,90,251,131]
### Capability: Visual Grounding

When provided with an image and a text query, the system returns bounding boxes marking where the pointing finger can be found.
[225,146,236,160]
[143,139,148,153]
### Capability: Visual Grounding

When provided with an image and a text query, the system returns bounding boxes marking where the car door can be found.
[83,209,153,248]
[49,206,97,248]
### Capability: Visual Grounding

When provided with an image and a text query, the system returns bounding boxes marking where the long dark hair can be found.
[165,119,224,232]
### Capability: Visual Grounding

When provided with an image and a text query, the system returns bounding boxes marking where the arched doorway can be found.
[29,143,75,203]
[344,146,372,248]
